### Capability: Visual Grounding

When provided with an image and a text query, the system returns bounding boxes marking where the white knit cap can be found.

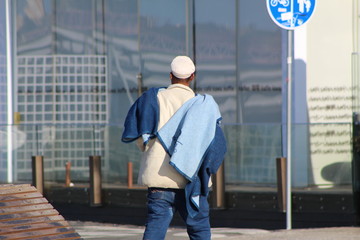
[171,56,195,79]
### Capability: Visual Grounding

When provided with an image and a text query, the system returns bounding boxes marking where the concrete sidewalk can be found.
[69,221,360,240]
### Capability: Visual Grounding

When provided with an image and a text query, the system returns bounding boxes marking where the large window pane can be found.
[16,0,53,55]
[140,0,187,88]
[196,0,282,124]
[54,0,96,55]
[224,124,282,185]
[103,0,139,184]
[104,0,139,125]
[194,0,236,123]
[237,0,282,123]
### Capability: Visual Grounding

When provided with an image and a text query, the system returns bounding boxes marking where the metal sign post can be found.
[286,28,293,230]
[266,0,316,230]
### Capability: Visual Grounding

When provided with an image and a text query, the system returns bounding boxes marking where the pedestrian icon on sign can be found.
[297,0,312,13]
[266,0,316,30]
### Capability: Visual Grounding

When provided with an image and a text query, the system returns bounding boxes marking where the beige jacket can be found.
[137,84,195,189]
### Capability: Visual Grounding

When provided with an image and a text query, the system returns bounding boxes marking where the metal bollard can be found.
[213,162,225,208]
[89,156,102,207]
[32,155,44,195]
[65,161,71,187]
[127,162,133,188]
[276,157,287,212]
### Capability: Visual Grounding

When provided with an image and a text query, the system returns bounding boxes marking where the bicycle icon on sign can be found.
[270,0,290,7]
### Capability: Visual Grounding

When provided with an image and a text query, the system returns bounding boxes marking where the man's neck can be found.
[171,80,190,87]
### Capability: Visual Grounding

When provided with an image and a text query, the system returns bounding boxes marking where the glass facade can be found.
[0,0,352,190]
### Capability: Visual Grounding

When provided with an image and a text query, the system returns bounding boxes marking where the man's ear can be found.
[188,73,195,82]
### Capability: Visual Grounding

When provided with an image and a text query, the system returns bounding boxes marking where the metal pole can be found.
[5,0,13,183]
[65,161,71,187]
[185,0,194,59]
[89,155,102,206]
[213,162,225,208]
[32,156,44,195]
[286,29,293,230]
[127,161,133,188]
[276,157,287,212]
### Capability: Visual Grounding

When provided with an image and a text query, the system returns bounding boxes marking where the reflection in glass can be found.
[224,124,282,186]
[5,122,352,189]
[16,0,52,55]
[237,0,282,123]
[194,0,236,124]
[54,0,94,54]
[4,0,349,193]
[104,0,139,125]
[140,0,186,89]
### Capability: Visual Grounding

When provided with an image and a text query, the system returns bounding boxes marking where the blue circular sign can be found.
[266,0,316,30]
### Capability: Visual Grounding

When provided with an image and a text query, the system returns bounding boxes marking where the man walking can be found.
[122,56,227,240]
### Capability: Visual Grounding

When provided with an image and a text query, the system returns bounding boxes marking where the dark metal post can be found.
[213,162,225,208]
[89,155,102,207]
[127,162,133,188]
[276,157,287,212]
[32,155,44,195]
[65,161,71,187]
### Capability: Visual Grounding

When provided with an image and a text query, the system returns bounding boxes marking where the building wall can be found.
[293,0,354,186]
[0,0,356,189]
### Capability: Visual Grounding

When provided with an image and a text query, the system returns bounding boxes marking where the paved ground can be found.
[69,221,360,240]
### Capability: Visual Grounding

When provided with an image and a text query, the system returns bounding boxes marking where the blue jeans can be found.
[143,188,211,240]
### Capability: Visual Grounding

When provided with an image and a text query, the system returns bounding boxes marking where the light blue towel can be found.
[157,94,221,181]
